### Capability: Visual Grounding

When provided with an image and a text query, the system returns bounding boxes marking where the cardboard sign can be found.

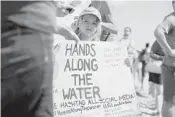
[53,41,140,117]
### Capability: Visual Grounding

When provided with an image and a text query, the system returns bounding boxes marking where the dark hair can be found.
[66,7,74,13]
[146,43,149,48]
[124,27,132,32]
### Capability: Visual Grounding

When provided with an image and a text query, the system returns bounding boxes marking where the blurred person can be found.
[123,27,135,50]
[148,40,164,116]
[132,51,143,91]
[138,43,150,91]
[120,27,136,64]
[119,27,135,52]
[1,1,79,117]
[89,0,118,41]
[154,1,175,117]
[119,27,139,89]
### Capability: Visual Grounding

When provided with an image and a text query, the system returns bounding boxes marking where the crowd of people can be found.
[1,1,175,117]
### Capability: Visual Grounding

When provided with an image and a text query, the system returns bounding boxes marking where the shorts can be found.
[149,72,162,84]
[161,64,175,102]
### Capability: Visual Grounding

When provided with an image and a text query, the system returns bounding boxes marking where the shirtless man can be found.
[154,1,175,117]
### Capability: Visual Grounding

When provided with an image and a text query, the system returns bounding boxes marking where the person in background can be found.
[154,1,175,117]
[119,27,136,67]
[1,1,79,117]
[122,27,135,50]
[120,27,135,59]
[138,43,150,91]
[89,0,118,41]
[148,40,164,116]
[120,27,142,90]
[132,50,143,92]
[119,27,139,90]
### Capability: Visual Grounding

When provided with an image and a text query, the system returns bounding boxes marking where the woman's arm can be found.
[150,51,164,61]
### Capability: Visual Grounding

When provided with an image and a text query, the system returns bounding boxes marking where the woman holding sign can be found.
[74,7,132,67]
[53,7,101,82]
[52,7,138,117]
[74,7,102,41]
[73,8,133,73]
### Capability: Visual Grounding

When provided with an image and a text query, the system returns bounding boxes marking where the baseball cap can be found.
[79,7,102,22]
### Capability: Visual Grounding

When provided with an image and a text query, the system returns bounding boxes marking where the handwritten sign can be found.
[53,41,140,117]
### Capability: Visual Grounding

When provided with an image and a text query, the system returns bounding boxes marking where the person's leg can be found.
[154,74,163,114]
[156,84,163,115]
[149,73,156,97]
[149,82,155,97]
[141,61,146,90]
[135,62,142,93]
[1,22,53,117]
[138,63,142,89]
[161,64,175,117]
[141,61,146,78]
[132,60,140,90]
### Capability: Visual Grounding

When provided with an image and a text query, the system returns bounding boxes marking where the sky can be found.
[108,1,173,50]
[56,1,173,50]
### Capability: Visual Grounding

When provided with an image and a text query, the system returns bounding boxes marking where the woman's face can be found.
[79,14,99,37]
